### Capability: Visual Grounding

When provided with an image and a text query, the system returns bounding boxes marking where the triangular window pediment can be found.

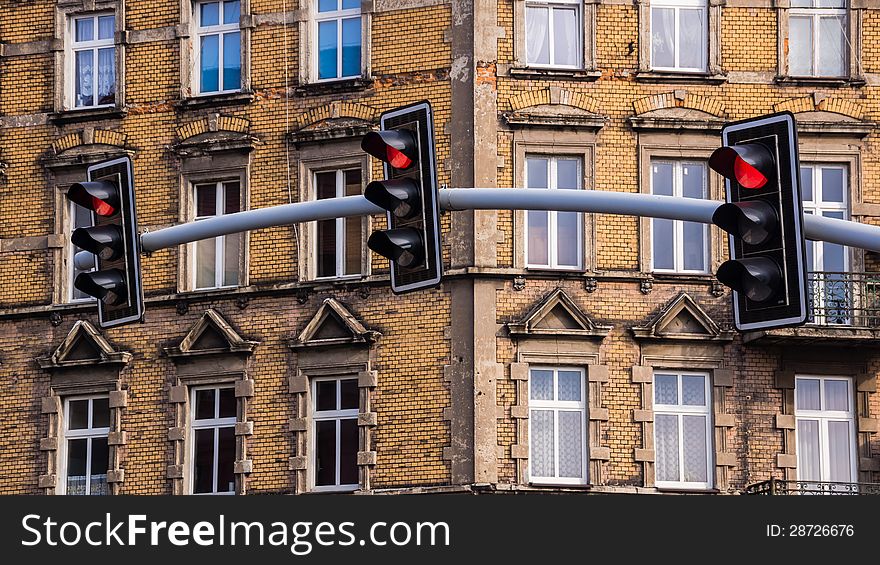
[164,309,257,359]
[508,289,611,339]
[632,293,733,342]
[38,320,130,369]
[292,298,378,348]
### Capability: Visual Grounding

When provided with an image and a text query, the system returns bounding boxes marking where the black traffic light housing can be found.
[67,157,144,327]
[709,112,807,331]
[361,101,442,294]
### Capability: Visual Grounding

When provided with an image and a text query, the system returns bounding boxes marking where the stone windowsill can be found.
[175,91,257,111]
[507,66,602,82]
[634,70,728,85]
[294,77,373,97]
[50,106,127,125]
[774,75,866,88]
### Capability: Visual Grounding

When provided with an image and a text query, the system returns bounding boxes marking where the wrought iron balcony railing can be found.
[807,271,880,328]
[744,479,880,495]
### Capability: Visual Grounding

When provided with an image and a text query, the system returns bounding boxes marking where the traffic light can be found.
[361,101,442,293]
[66,156,144,328]
[709,111,807,331]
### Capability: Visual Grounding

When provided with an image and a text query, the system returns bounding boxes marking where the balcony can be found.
[743,271,880,346]
[744,479,880,495]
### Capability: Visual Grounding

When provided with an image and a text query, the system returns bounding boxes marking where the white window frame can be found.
[58,395,110,495]
[794,375,857,484]
[524,0,583,69]
[67,13,116,109]
[314,0,363,82]
[192,180,242,290]
[189,386,237,495]
[801,164,849,272]
[528,366,588,486]
[649,0,708,73]
[193,0,242,95]
[653,371,713,490]
[789,1,848,78]
[310,376,360,492]
[650,160,709,274]
[312,168,364,280]
[524,156,584,270]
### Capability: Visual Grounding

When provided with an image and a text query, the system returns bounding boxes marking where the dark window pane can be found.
[219,388,236,419]
[217,426,236,493]
[90,437,109,480]
[315,420,337,486]
[344,169,361,196]
[316,171,336,200]
[92,397,110,429]
[66,439,88,495]
[195,389,215,420]
[69,400,90,429]
[196,184,217,217]
[67,438,88,477]
[339,418,358,485]
[317,219,336,277]
[224,182,240,214]
[340,379,358,410]
[194,429,215,493]
[316,380,337,411]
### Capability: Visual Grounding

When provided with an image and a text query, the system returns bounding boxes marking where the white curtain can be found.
[789,16,813,75]
[558,411,583,478]
[526,7,550,64]
[797,419,821,481]
[553,7,578,66]
[651,8,675,68]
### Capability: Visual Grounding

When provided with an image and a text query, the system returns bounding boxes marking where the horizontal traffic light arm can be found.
[140,188,880,254]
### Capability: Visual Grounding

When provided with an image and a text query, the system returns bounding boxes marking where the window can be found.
[650,0,707,72]
[525,0,582,68]
[60,396,110,495]
[193,180,242,289]
[801,165,849,324]
[195,0,241,94]
[795,376,856,486]
[69,14,116,108]
[70,201,95,301]
[314,168,363,279]
[789,1,847,77]
[653,371,712,489]
[651,160,708,273]
[316,0,362,81]
[529,367,588,485]
[525,156,583,269]
[312,377,359,491]
[190,387,236,495]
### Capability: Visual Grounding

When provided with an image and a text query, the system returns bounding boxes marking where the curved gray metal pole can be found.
[441,188,880,253]
[140,187,880,253]
[141,196,384,252]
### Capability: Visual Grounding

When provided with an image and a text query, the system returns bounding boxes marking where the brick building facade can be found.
[0,0,878,495]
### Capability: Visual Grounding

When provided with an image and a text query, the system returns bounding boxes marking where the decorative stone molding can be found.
[162,309,258,494]
[36,320,130,494]
[769,96,875,137]
[507,288,611,486]
[288,298,381,493]
[45,128,132,170]
[295,101,379,130]
[628,91,726,132]
[172,114,260,157]
[631,292,735,343]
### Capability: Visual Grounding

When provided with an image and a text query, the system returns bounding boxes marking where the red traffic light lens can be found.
[92,196,117,216]
[386,146,413,169]
[68,181,120,217]
[362,130,418,170]
[733,156,768,189]
[709,144,774,190]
